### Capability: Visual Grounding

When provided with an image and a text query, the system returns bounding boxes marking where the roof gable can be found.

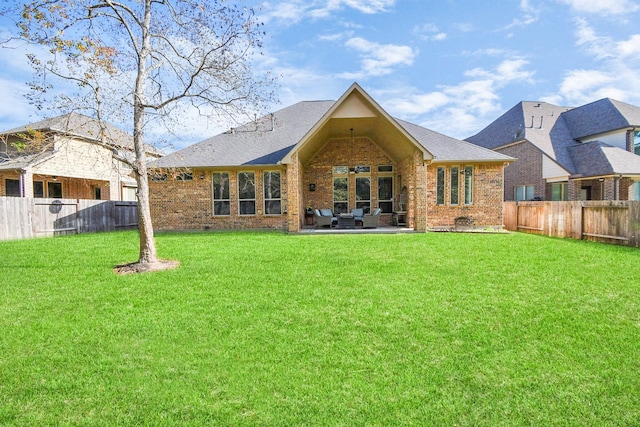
[281,83,433,165]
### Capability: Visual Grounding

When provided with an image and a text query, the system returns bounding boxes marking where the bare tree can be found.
[2,0,276,272]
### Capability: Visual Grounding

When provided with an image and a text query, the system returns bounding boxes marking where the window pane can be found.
[214,201,230,216]
[265,200,281,215]
[334,202,348,214]
[464,166,473,205]
[264,171,281,215]
[333,177,348,202]
[635,182,640,200]
[377,165,393,172]
[213,173,229,200]
[238,172,255,199]
[450,166,459,205]
[239,200,256,215]
[213,172,230,216]
[5,179,20,197]
[378,177,392,201]
[356,177,370,201]
[263,171,281,199]
[515,186,525,201]
[48,182,62,198]
[551,183,567,201]
[436,167,445,205]
[356,201,370,212]
[379,201,393,213]
[33,181,44,198]
[525,185,535,200]
[333,166,348,174]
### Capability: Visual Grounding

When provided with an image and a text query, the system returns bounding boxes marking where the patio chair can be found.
[362,208,382,228]
[350,208,364,225]
[315,208,336,227]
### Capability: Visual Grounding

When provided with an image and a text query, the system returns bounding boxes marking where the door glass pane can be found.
[355,177,370,213]
[378,176,393,213]
[333,177,348,214]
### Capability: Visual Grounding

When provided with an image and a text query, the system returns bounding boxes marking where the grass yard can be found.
[0,230,639,426]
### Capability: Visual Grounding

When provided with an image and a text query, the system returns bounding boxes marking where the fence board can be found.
[629,202,640,248]
[0,197,138,241]
[503,201,639,247]
[516,203,545,234]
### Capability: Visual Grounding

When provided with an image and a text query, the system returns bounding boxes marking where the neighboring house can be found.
[466,98,640,201]
[150,83,513,232]
[0,113,161,201]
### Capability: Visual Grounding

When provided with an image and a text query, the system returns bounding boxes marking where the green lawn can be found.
[1,231,638,426]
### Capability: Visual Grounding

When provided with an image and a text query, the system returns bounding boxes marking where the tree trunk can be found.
[133,0,157,265]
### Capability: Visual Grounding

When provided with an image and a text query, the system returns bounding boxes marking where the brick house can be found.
[150,83,513,232]
[466,98,640,201]
[0,113,161,201]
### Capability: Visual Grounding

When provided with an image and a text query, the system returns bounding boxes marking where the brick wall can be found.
[496,142,543,201]
[301,136,397,226]
[149,169,288,231]
[148,137,507,231]
[426,163,505,228]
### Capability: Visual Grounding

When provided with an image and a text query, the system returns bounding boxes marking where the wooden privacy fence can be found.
[503,201,640,247]
[0,197,138,241]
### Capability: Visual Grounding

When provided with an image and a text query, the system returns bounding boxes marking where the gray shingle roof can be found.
[0,152,54,171]
[153,101,334,168]
[562,98,640,140]
[466,98,640,177]
[396,119,513,162]
[153,99,513,169]
[568,141,640,177]
[1,112,160,156]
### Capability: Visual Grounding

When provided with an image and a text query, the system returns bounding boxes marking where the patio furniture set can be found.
[314,208,382,229]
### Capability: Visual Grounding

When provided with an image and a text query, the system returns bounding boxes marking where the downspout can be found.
[19,170,24,197]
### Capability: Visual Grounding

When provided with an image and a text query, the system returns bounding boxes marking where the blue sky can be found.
[2,0,640,149]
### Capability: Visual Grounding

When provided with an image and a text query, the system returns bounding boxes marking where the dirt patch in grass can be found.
[113,259,180,275]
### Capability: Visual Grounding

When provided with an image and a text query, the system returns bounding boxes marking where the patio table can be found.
[338,213,355,229]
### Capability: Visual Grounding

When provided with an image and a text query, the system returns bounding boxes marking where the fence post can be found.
[630,201,640,248]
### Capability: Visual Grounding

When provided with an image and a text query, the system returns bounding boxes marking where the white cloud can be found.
[413,23,448,42]
[556,0,640,15]
[502,0,542,29]
[339,37,416,78]
[382,59,535,138]
[261,0,395,23]
[550,19,640,106]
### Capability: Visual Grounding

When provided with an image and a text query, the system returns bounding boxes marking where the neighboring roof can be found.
[466,98,640,178]
[0,152,55,171]
[1,112,160,156]
[568,141,640,178]
[562,98,640,140]
[154,83,513,169]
